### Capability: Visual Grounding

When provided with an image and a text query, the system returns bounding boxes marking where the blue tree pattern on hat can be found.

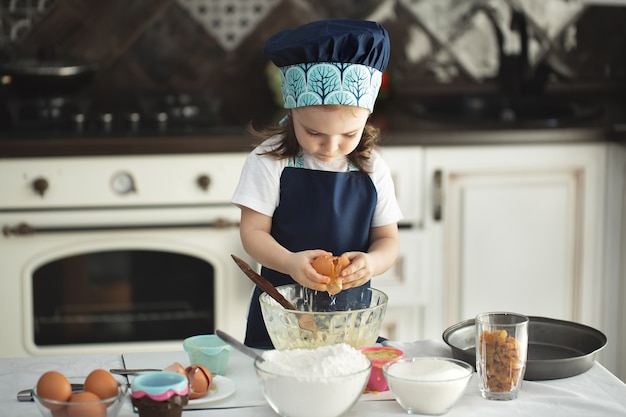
[281,62,382,111]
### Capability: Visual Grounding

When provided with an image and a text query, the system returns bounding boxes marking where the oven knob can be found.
[111,172,136,195]
[197,174,211,191]
[126,112,141,132]
[156,112,168,132]
[73,113,85,133]
[100,113,113,133]
[32,177,49,196]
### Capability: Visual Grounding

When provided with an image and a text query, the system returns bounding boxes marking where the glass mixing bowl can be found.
[32,378,128,417]
[260,284,388,350]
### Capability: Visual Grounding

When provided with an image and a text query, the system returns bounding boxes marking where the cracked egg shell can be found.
[312,254,350,295]
[186,364,213,399]
[163,362,186,375]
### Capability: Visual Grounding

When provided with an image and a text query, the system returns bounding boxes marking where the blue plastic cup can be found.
[183,334,233,375]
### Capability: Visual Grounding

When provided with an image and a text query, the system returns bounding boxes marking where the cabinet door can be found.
[377,229,424,341]
[423,144,606,339]
[379,147,423,227]
[377,147,425,342]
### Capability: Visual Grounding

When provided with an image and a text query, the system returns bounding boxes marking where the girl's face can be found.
[291,105,369,162]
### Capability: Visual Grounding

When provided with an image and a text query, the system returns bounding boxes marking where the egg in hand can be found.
[312,253,349,296]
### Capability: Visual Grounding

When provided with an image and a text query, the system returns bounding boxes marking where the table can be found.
[2,340,625,417]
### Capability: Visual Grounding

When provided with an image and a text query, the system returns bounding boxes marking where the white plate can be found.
[186,375,236,407]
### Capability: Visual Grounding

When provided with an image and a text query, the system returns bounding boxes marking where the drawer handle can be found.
[395,256,405,283]
[32,177,49,197]
[433,169,443,222]
[2,219,238,237]
[197,174,211,191]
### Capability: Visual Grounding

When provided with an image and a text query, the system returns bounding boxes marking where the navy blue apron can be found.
[244,157,377,348]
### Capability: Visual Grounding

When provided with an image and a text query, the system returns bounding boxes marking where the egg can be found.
[84,369,118,402]
[185,364,213,399]
[163,361,186,375]
[36,371,72,410]
[312,253,350,296]
[50,406,71,417]
[67,391,106,417]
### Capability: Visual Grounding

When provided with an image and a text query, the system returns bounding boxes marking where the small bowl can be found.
[183,334,233,375]
[360,346,404,392]
[383,357,472,415]
[254,350,371,417]
[32,378,128,417]
[131,372,189,417]
[260,284,388,350]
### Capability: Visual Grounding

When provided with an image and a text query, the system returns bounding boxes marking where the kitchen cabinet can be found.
[418,142,625,380]
[363,142,624,381]
[603,142,626,381]
[376,229,425,341]
[375,147,425,342]
[379,143,610,345]
[422,143,607,330]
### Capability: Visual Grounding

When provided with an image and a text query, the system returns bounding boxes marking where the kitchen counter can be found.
[0,125,614,158]
[3,340,626,417]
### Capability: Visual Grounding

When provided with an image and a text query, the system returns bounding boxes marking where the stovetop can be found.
[0,92,225,139]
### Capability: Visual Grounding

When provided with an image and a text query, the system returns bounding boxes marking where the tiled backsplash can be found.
[0,0,53,46]
[177,0,281,51]
[397,0,585,81]
[0,0,624,125]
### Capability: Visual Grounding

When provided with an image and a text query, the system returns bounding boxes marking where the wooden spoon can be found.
[231,254,318,336]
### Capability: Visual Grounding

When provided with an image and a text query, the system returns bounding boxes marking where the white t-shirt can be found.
[231,135,403,227]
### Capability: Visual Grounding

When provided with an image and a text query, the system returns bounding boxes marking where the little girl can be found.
[231,19,403,348]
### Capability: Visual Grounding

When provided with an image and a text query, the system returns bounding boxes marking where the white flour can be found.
[256,344,371,417]
[259,343,370,379]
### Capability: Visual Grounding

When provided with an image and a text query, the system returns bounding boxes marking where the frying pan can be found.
[442,316,607,380]
[0,52,97,96]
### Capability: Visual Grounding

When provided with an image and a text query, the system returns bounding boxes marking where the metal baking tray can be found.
[442,316,607,380]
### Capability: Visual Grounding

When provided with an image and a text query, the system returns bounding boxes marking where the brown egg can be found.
[50,406,71,417]
[312,253,350,296]
[185,364,213,399]
[67,391,106,417]
[36,371,72,410]
[84,369,118,402]
[163,362,186,375]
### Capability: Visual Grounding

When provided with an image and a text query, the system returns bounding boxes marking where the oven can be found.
[0,152,254,357]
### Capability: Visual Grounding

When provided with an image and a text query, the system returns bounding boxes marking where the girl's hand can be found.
[338,252,374,290]
[285,250,334,291]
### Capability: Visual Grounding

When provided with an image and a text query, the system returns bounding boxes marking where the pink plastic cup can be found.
[360,346,404,392]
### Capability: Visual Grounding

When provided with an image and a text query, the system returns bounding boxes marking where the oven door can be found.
[0,207,253,357]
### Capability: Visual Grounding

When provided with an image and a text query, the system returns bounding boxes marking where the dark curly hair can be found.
[247,107,381,173]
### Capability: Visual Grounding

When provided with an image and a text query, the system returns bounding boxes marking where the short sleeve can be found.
[231,140,286,217]
[369,150,404,227]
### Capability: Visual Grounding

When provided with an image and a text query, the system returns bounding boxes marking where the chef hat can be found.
[264,19,390,112]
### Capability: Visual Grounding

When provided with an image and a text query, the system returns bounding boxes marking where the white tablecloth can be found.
[2,340,625,417]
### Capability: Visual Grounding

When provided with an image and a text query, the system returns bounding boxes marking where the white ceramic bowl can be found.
[383,357,473,415]
[254,354,371,417]
[260,284,388,350]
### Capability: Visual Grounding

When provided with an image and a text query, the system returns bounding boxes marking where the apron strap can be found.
[288,155,359,171]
